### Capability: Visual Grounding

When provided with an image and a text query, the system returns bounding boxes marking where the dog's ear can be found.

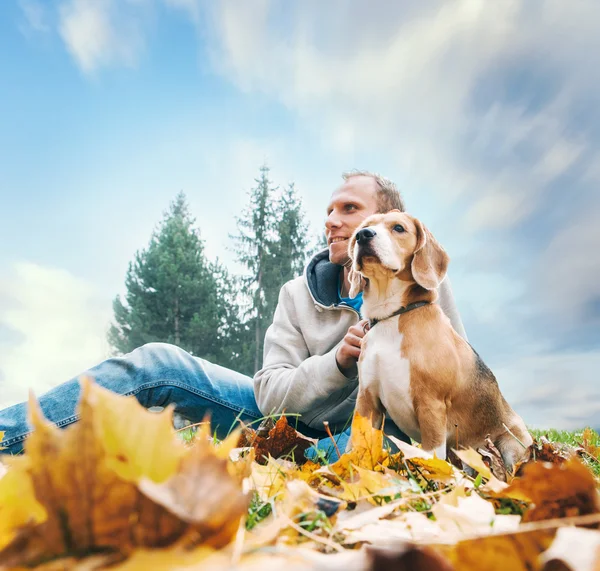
[348,266,365,298]
[347,231,365,298]
[411,219,449,290]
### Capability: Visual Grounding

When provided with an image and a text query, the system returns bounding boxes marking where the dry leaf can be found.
[408,456,456,482]
[448,528,556,571]
[502,459,600,522]
[337,465,399,504]
[328,413,387,480]
[454,448,508,493]
[0,377,248,568]
[531,436,573,465]
[138,436,249,548]
[580,428,600,460]
[539,526,600,571]
[239,416,316,465]
[0,456,47,552]
[432,493,521,538]
[366,543,455,571]
[478,437,508,482]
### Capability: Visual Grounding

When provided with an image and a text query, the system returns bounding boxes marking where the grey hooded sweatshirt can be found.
[253,249,467,433]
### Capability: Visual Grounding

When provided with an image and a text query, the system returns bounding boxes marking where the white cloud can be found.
[536,202,600,325]
[19,0,49,34]
[200,1,598,229]
[494,351,600,430]
[0,262,112,408]
[58,0,152,74]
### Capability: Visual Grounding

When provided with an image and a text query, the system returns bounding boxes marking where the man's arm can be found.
[253,283,351,418]
[438,276,468,341]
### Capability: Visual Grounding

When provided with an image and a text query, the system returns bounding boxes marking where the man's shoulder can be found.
[281,275,310,300]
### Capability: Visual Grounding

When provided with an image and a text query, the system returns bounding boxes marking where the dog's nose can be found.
[356,227,376,243]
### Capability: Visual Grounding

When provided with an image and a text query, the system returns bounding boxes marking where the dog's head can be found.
[347,210,449,297]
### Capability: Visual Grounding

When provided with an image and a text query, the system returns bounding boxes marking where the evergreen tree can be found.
[108,192,236,363]
[231,165,278,372]
[232,168,312,373]
[264,183,309,320]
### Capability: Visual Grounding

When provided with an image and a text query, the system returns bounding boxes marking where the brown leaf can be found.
[580,428,600,460]
[533,437,574,464]
[478,437,508,482]
[367,543,455,571]
[449,528,557,571]
[540,526,600,571]
[238,416,316,465]
[502,459,600,523]
[0,378,247,568]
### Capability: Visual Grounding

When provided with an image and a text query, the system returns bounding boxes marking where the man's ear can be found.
[411,219,449,290]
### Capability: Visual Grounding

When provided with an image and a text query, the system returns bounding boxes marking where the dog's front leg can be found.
[416,400,448,459]
[346,387,384,452]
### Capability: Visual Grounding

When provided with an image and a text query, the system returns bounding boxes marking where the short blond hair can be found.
[342,170,405,212]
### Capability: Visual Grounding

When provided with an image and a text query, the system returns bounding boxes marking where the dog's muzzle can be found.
[356,227,376,243]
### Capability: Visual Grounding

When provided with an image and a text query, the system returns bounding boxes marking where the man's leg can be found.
[0,342,263,455]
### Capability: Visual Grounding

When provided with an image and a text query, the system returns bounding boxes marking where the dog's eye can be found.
[393,224,405,233]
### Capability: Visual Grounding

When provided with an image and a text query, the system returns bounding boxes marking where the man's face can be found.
[325,175,380,266]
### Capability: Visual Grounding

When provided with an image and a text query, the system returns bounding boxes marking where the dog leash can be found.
[366,300,431,331]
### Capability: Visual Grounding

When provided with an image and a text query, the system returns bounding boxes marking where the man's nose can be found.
[356,227,376,243]
[325,212,342,229]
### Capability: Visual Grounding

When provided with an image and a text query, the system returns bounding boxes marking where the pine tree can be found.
[232,168,312,373]
[231,165,278,372]
[263,183,309,320]
[108,192,236,363]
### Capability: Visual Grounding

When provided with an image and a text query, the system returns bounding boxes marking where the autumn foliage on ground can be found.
[1,380,600,570]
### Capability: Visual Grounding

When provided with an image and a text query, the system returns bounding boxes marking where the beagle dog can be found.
[348,210,532,469]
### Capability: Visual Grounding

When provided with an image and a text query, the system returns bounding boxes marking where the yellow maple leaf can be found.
[328,413,387,479]
[85,376,187,483]
[0,377,248,568]
[337,464,399,504]
[454,447,491,479]
[0,456,47,552]
[408,456,455,481]
[250,460,287,502]
[0,431,4,450]
[448,528,556,571]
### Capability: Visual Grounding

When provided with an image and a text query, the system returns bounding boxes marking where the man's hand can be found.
[335,319,368,378]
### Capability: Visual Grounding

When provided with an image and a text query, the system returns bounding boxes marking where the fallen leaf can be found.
[386,435,432,460]
[138,435,249,548]
[408,456,456,483]
[432,492,521,538]
[0,431,4,450]
[366,543,455,571]
[580,428,600,460]
[454,448,491,480]
[327,413,387,480]
[478,437,508,482]
[0,456,47,551]
[448,528,556,571]
[0,377,248,568]
[239,416,316,465]
[337,465,400,504]
[540,526,600,571]
[531,436,573,465]
[454,448,508,493]
[83,376,187,483]
[502,459,600,522]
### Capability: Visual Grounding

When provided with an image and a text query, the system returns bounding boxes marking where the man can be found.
[0,171,465,458]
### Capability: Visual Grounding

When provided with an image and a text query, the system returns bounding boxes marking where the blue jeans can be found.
[0,342,409,459]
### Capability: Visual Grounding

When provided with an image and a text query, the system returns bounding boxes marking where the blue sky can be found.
[1,0,599,429]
